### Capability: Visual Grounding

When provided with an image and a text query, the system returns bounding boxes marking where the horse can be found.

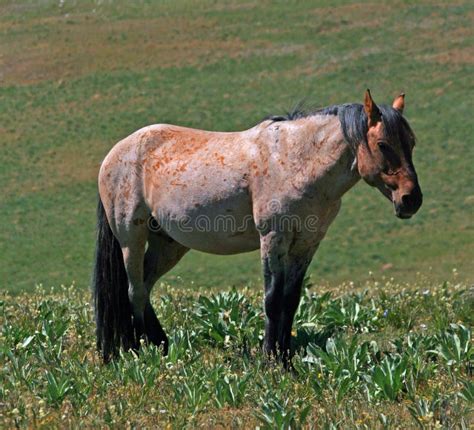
[93,90,422,363]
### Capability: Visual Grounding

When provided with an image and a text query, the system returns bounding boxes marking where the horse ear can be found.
[364,89,381,127]
[392,92,405,113]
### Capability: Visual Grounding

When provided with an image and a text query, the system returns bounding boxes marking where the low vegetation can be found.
[1,278,472,428]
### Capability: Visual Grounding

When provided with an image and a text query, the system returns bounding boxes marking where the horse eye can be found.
[378,142,397,158]
[377,142,401,172]
[377,142,391,153]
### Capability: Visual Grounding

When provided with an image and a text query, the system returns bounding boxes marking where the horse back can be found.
[98,124,259,241]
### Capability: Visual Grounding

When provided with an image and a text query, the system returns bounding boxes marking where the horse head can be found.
[357,90,422,219]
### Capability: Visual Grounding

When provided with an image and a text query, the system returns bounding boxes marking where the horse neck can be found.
[284,115,361,201]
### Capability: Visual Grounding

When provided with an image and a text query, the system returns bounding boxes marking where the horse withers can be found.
[93,90,422,363]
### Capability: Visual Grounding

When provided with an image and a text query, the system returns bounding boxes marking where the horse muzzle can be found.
[394,185,423,219]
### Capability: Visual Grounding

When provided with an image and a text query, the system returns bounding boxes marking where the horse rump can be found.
[92,197,136,362]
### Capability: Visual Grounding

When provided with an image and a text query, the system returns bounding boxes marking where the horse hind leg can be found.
[142,231,189,353]
[116,217,150,348]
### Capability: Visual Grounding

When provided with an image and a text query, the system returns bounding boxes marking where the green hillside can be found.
[1,0,473,293]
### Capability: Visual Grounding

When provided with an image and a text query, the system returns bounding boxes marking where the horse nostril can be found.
[401,194,414,209]
[400,189,422,214]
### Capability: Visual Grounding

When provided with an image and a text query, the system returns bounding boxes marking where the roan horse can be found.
[93,90,422,363]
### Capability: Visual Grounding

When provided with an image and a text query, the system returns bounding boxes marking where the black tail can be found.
[92,198,136,362]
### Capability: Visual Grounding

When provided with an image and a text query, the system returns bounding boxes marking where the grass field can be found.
[0,0,473,428]
[0,0,473,292]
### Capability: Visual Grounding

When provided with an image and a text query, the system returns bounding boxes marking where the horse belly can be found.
[155,193,260,255]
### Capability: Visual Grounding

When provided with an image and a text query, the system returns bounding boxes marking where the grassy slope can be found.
[0,0,473,293]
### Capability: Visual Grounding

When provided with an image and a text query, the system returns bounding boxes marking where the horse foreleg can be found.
[278,245,318,363]
[261,232,317,364]
[260,232,288,358]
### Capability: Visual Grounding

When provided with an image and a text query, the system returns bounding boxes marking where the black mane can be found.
[265,103,416,155]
